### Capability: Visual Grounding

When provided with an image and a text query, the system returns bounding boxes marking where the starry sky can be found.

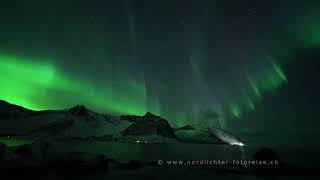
[0,0,320,132]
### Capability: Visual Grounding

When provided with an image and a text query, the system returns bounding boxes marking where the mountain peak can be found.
[143,112,156,117]
[142,112,163,121]
[68,105,89,116]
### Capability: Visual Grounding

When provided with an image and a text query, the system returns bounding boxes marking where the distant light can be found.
[145,141,148,143]
[7,136,10,139]
[136,140,140,143]
[230,142,245,146]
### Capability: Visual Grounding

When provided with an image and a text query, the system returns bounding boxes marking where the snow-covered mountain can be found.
[30,105,132,138]
[0,101,131,138]
[0,100,66,135]
[0,100,243,145]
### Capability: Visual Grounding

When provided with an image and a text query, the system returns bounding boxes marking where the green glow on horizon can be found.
[0,51,288,126]
[0,54,56,110]
[0,137,32,147]
[0,53,147,115]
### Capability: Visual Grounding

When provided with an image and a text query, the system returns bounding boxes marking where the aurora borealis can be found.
[0,53,147,115]
[0,0,320,131]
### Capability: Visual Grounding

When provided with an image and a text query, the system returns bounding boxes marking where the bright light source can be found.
[230,142,245,146]
[136,140,140,143]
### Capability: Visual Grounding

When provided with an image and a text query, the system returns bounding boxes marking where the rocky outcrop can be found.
[121,112,177,138]
[120,112,163,122]
[68,105,89,116]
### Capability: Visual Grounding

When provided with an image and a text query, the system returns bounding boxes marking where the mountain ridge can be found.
[0,100,243,145]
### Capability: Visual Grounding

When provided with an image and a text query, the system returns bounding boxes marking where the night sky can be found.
[0,0,320,132]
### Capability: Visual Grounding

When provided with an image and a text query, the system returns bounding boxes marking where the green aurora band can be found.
[0,53,147,115]
[0,51,287,128]
[1,0,305,129]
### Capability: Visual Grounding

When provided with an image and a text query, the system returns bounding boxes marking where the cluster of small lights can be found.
[136,140,148,143]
